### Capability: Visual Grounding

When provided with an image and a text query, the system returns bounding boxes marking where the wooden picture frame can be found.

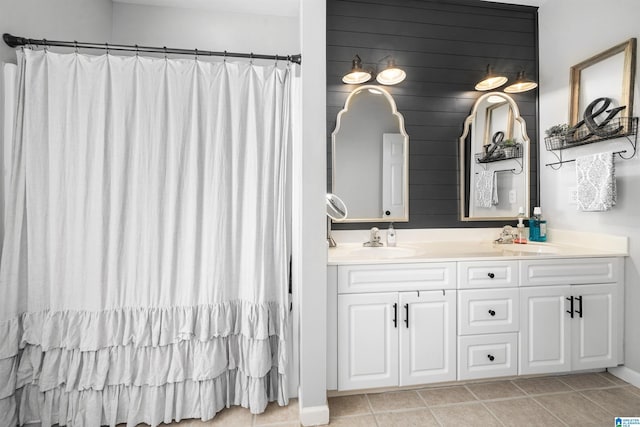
[569,38,637,126]
[483,101,514,147]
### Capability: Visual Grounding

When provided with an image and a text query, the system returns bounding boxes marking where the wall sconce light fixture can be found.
[475,64,508,91]
[475,64,538,93]
[342,54,406,86]
[342,55,372,84]
[504,70,538,93]
[376,57,406,85]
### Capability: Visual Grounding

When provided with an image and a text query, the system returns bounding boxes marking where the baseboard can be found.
[299,404,330,426]
[608,366,640,388]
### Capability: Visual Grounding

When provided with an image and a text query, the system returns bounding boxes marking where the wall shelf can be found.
[544,117,638,169]
[475,143,522,164]
[475,144,523,174]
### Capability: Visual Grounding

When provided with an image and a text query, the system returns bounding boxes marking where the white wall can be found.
[0,0,113,65]
[538,0,640,372]
[111,3,298,57]
[297,0,328,424]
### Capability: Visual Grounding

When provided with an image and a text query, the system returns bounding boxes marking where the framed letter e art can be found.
[569,38,637,126]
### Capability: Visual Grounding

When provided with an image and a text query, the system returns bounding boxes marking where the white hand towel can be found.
[475,170,498,208]
[576,152,616,212]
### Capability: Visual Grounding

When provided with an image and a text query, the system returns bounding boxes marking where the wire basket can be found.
[475,143,522,163]
[545,117,637,151]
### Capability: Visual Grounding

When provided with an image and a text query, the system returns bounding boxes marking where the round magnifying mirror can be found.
[326,193,348,248]
[326,193,348,221]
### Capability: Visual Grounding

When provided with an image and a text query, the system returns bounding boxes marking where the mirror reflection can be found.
[459,92,530,221]
[332,85,409,222]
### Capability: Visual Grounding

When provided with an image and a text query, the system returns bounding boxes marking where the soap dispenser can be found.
[529,207,547,242]
[387,223,396,247]
[514,206,528,244]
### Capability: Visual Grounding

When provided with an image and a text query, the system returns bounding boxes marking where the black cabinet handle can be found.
[404,303,409,328]
[488,309,496,317]
[385,210,391,216]
[488,272,495,279]
[575,296,583,318]
[487,354,495,362]
[393,303,398,328]
[566,296,574,318]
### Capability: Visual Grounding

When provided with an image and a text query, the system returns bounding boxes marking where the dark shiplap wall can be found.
[328,0,539,229]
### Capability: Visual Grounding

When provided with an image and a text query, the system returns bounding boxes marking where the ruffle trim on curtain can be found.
[17,368,286,426]
[21,300,286,351]
[0,301,289,426]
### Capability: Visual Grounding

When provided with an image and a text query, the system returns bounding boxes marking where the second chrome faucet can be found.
[363,227,384,247]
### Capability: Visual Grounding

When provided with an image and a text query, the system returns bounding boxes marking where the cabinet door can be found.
[520,286,571,375]
[572,283,618,370]
[399,290,456,386]
[338,293,399,390]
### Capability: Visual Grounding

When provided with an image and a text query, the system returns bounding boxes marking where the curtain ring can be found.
[250,52,254,64]
[43,39,48,53]
[274,54,279,66]
[224,50,227,63]
[74,41,79,54]
[163,46,168,60]
[105,42,109,55]
[195,48,198,61]
[135,44,139,57]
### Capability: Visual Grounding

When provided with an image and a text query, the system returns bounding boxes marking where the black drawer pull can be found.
[575,296,583,318]
[487,354,495,362]
[404,303,409,328]
[566,296,574,318]
[393,303,398,328]
[488,309,496,316]
[487,272,495,279]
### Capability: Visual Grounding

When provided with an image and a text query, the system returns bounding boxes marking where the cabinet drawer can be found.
[458,288,519,335]
[458,333,518,380]
[458,261,518,289]
[338,263,456,294]
[520,258,620,287]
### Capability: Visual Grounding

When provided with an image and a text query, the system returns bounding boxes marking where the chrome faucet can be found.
[494,225,515,244]
[363,227,384,247]
[327,216,336,247]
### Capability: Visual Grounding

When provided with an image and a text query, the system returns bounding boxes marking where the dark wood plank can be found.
[327,0,539,229]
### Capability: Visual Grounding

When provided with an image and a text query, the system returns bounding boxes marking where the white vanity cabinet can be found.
[336,263,457,391]
[519,258,623,375]
[328,253,625,392]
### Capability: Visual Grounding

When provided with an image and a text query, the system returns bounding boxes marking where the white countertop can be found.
[327,228,628,265]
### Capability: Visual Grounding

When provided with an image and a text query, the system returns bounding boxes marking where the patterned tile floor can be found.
[166,372,640,426]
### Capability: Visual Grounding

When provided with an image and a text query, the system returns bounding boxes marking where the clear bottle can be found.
[529,207,547,242]
[514,206,528,244]
[387,222,396,247]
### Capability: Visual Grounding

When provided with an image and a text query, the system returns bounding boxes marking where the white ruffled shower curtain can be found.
[0,49,294,426]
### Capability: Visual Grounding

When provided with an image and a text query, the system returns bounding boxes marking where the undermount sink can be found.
[344,246,421,259]
[499,243,559,254]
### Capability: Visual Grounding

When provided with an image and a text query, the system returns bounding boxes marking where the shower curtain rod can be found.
[2,33,302,64]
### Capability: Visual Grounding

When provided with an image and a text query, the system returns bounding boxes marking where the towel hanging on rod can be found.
[475,170,498,208]
[576,152,617,212]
